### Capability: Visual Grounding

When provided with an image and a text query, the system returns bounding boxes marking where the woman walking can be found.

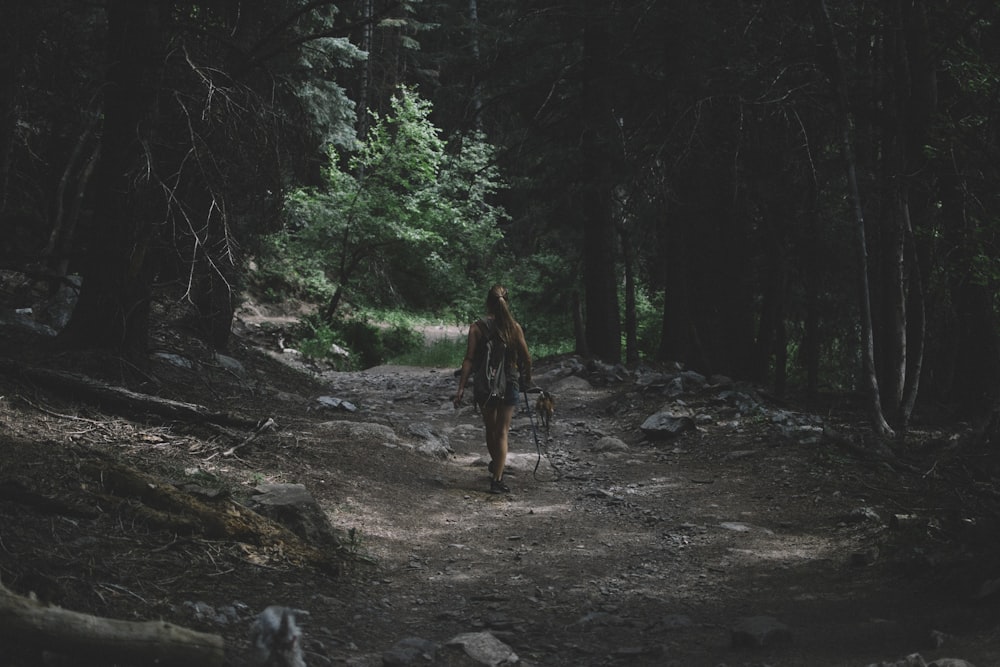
[453,285,532,493]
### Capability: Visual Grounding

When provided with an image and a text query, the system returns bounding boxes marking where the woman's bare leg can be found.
[482,403,516,481]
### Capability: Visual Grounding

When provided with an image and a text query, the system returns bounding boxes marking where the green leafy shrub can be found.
[292,314,344,362]
[337,319,383,368]
[381,324,423,359]
[274,88,508,319]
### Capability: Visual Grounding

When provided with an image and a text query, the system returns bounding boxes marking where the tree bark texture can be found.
[580,2,621,363]
[810,0,894,437]
[60,0,169,356]
[620,223,639,365]
[0,582,224,667]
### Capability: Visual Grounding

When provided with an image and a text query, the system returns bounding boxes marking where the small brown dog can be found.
[535,390,555,434]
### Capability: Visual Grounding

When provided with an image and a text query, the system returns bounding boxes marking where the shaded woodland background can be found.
[2,0,1000,436]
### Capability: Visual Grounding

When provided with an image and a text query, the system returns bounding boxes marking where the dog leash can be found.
[523,387,561,481]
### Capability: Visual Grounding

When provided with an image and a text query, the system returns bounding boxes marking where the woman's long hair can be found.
[486,284,518,345]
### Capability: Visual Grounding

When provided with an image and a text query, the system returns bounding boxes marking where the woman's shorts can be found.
[475,382,520,408]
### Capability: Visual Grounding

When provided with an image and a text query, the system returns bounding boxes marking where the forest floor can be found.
[1,298,1000,666]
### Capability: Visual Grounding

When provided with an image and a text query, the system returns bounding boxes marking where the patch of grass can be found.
[366,309,464,331]
[293,306,574,369]
[387,333,573,368]
[530,340,575,359]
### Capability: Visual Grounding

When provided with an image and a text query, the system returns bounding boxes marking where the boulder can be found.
[442,631,519,666]
[640,411,695,440]
[730,615,792,649]
[249,483,341,549]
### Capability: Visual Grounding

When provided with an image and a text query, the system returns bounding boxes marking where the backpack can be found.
[473,318,509,404]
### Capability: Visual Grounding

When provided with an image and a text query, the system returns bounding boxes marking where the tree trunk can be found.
[59,0,168,356]
[810,0,894,437]
[357,0,374,142]
[803,176,821,398]
[870,0,935,430]
[0,4,31,214]
[774,309,788,398]
[580,1,621,362]
[658,194,694,365]
[468,0,483,128]
[1,360,259,428]
[896,0,934,427]
[194,262,238,350]
[753,208,786,386]
[572,290,589,358]
[323,284,344,322]
[621,224,639,365]
[0,582,224,667]
[875,0,911,427]
[191,208,240,350]
[899,196,925,425]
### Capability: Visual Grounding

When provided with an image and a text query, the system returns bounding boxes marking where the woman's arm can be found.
[453,323,480,406]
[516,323,532,387]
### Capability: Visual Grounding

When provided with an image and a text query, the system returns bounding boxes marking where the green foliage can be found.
[292,314,342,361]
[381,324,425,359]
[497,251,578,346]
[272,87,507,314]
[338,319,385,369]
[278,6,365,151]
[292,311,424,369]
[631,286,663,360]
[250,233,334,302]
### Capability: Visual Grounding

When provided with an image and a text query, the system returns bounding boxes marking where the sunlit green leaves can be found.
[276,87,508,313]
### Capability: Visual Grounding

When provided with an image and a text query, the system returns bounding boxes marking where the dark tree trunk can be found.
[810,0,894,437]
[572,290,589,358]
[193,257,238,351]
[935,166,999,417]
[60,0,168,357]
[658,199,694,365]
[621,224,639,366]
[0,4,30,214]
[899,196,926,425]
[579,2,621,363]
[774,311,788,398]
[866,0,934,430]
[322,285,344,323]
[753,203,786,387]
[896,1,933,428]
[754,263,786,389]
[468,0,483,128]
[950,281,1000,417]
[357,0,374,142]
[803,179,821,398]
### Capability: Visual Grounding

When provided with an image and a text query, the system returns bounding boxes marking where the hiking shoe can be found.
[490,479,510,494]
[487,460,513,478]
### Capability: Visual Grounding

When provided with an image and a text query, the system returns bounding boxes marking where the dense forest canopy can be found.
[2,0,1000,433]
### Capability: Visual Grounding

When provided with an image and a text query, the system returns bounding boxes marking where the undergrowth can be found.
[292,307,575,369]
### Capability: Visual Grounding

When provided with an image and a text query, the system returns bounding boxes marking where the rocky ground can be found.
[1,302,999,666]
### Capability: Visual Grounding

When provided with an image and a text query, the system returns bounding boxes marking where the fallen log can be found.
[0,360,257,429]
[0,582,225,666]
[83,461,342,574]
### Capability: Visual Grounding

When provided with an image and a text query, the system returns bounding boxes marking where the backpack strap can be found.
[473,318,492,368]
[476,317,512,371]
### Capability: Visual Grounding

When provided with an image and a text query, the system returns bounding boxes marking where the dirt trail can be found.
[0,322,998,666]
[283,354,999,667]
